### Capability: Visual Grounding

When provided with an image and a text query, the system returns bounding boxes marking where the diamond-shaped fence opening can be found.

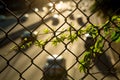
[0,0,120,80]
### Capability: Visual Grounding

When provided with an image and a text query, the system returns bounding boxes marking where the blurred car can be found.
[55,1,64,11]
[77,16,84,26]
[41,7,48,12]
[84,33,95,50]
[20,14,29,22]
[43,54,67,80]
[21,31,38,44]
[0,15,6,21]
[52,14,59,26]
[69,14,75,20]
[47,2,53,9]
[33,8,39,12]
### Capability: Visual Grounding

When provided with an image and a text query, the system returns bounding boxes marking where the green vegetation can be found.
[9,0,120,73]
[29,15,120,73]
[79,15,120,72]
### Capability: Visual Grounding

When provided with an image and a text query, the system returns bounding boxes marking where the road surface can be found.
[0,0,119,80]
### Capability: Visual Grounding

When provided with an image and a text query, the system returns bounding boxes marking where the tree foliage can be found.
[91,0,120,16]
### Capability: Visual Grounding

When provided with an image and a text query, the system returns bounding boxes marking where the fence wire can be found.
[0,0,120,80]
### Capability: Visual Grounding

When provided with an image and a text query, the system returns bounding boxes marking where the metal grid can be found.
[0,0,120,80]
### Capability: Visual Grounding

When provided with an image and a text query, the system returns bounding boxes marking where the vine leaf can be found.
[68,33,77,43]
[79,51,92,73]
[44,28,50,34]
[111,31,120,42]
[115,36,120,43]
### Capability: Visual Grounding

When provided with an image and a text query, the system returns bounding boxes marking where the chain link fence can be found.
[0,0,120,80]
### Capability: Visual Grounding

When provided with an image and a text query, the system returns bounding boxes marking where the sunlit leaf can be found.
[111,31,120,41]
[21,45,25,49]
[115,36,120,43]
[26,42,32,47]
[112,15,118,21]
[24,38,28,41]
[44,28,50,34]
[52,38,58,46]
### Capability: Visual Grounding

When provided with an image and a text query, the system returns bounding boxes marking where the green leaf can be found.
[52,39,58,46]
[116,17,120,21]
[26,42,32,47]
[20,45,25,49]
[79,51,93,73]
[44,28,50,34]
[93,36,103,53]
[24,38,28,41]
[52,37,62,46]
[115,36,120,43]
[111,31,120,41]
[11,46,18,51]
[79,62,87,73]
[103,22,110,35]
[60,34,67,41]
[35,40,45,47]
[112,15,120,21]
[68,33,77,43]
[112,15,118,21]
[111,31,116,39]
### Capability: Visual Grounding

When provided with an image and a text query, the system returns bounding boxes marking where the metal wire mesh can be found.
[0,0,120,80]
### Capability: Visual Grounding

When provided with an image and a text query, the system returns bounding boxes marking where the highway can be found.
[0,0,118,80]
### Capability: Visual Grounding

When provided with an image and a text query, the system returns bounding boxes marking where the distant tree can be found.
[0,0,26,11]
[91,0,120,16]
